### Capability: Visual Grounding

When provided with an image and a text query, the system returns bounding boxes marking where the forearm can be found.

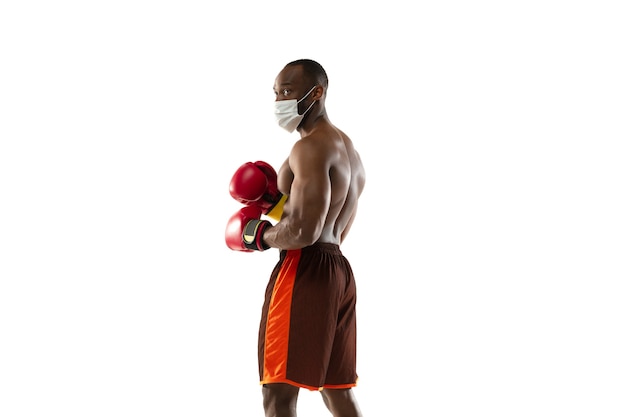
[262,219,320,250]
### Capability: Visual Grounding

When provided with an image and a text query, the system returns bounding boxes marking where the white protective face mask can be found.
[274,85,317,133]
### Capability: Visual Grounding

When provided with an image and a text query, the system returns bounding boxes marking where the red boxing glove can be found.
[225,206,271,252]
[229,161,287,221]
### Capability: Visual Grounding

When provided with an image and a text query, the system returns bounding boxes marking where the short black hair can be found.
[285,59,329,89]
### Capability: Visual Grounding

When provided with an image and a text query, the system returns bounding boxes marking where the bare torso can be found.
[275,122,365,246]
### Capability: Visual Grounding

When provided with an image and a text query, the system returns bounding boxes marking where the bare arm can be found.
[262,140,331,250]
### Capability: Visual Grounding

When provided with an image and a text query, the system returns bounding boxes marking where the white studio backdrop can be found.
[1,1,625,416]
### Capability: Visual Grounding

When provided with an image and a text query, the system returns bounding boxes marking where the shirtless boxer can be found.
[226,59,366,417]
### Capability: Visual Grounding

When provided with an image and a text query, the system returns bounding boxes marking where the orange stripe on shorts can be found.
[262,249,301,383]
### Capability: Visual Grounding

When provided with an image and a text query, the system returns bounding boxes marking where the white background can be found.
[1,1,625,416]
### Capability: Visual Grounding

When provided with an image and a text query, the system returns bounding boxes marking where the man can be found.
[226,59,366,417]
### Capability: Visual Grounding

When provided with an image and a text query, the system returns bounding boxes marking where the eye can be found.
[282,88,291,97]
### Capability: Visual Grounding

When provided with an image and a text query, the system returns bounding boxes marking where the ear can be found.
[312,85,324,100]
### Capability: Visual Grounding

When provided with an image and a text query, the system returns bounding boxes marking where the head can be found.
[273,58,328,112]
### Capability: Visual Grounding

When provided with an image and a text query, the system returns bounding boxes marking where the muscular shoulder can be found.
[291,125,345,167]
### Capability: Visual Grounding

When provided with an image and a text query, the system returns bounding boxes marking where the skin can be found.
[261,63,365,417]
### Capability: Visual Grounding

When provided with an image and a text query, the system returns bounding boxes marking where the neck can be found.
[298,108,329,137]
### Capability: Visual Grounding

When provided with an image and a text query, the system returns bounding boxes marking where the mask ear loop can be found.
[298,85,318,115]
[301,100,316,116]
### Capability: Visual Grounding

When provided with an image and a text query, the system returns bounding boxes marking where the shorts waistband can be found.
[301,242,342,255]
[281,242,342,257]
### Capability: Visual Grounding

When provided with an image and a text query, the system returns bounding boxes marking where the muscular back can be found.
[325,127,365,243]
[267,121,365,249]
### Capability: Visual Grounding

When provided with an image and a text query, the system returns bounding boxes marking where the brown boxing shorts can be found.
[258,242,358,391]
